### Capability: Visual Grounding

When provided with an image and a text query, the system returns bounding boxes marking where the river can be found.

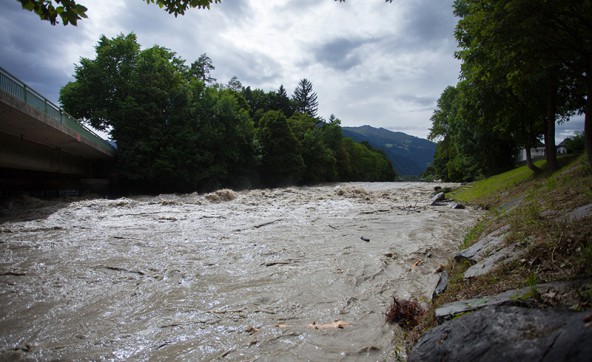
[0,182,481,361]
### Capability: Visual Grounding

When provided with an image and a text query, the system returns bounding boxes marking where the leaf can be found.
[21,0,36,11]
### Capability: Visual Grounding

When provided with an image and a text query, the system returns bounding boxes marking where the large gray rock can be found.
[564,203,592,223]
[430,192,446,205]
[435,279,592,323]
[410,305,592,362]
[435,286,533,323]
[463,243,521,279]
[455,225,509,264]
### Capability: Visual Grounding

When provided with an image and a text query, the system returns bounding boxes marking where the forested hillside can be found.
[60,33,396,193]
[342,126,436,176]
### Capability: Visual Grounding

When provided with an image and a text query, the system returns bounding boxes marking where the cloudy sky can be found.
[0,0,583,141]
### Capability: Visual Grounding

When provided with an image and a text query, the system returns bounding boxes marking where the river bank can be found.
[408,156,592,360]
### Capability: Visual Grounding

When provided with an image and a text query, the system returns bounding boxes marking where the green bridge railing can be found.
[0,67,115,155]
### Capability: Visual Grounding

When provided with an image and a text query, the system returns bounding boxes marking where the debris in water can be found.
[361,236,370,242]
[274,320,351,329]
[308,320,351,329]
[384,297,425,329]
[245,325,260,334]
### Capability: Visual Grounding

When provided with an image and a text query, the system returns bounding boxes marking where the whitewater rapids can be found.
[0,182,481,361]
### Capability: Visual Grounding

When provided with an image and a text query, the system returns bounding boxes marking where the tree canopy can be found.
[426,0,592,182]
[60,33,395,193]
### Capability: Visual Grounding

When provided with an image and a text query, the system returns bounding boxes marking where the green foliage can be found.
[292,78,319,119]
[428,0,592,181]
[60,33,395,193]
[426,83,516,182]
[19,0,221,25]
[19,0,87,25]
[462,221,486,248]
[144,0,221,16]
[256,111,305,186]
[564,132,586,155]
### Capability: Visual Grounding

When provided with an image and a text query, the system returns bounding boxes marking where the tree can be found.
[427,82,516,182]
[273,85,294,118]
[190,53,216,84]
[108,45,193,191]
[60,33,142,131]
[18,0,221,25]
[255,110,305,186]
[453,0,592,168]
[226,76,243,92]
[60,33,258,192]
[292,78,319,119]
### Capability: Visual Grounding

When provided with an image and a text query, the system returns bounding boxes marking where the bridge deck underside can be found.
[0,91,114,161]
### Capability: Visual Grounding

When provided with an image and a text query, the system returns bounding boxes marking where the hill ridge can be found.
[341,125,436,176]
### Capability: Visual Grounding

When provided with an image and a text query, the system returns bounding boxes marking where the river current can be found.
[0,182,481,361]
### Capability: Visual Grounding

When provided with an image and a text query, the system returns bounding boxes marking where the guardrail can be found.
[0,67,115,154]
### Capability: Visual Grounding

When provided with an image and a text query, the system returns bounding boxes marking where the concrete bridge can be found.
[0,67,116,197]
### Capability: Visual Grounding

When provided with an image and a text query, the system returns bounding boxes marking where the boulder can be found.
[564,203,592,223]
[450,203,465,209]
[434,286,533,323]
[430,192,446,206]
[409,305,592,362]
[454,225,509,264]
[431,192,445,202]
[463,243,521,279]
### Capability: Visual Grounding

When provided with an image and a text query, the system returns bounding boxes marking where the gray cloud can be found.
[0,0,482,140]
[312,37,371,71]
[402,0,457,45]
[0,1,86,103]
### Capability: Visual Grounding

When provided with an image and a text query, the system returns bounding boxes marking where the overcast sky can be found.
[0,0,584,141]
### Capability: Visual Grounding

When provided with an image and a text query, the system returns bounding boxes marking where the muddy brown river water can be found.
[0,183,481,361]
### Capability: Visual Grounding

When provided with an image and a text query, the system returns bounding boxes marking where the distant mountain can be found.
[342,125,436,176]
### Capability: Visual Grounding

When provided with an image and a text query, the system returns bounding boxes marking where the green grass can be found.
[448,160,546,206]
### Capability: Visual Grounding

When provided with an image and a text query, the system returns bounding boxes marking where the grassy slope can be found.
[412,154,592,345]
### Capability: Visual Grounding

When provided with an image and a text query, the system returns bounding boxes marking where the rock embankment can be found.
[410,305,592,361]
[410,198,592,360]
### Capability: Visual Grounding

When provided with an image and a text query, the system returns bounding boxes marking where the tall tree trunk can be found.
[586,60,592,165]
[545,68,559,171]
[525,138,541,172]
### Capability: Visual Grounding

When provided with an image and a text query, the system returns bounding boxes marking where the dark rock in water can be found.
[450,203,465,209]
[409,305,592,362]
[432,271,448,299]
[430,192,445,205]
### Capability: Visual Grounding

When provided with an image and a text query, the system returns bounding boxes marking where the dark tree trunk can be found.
[586,60,592,165]
[545,68,559,171]
[525,138,541,172]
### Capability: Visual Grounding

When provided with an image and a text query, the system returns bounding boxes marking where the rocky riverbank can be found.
[408,156,592,361]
